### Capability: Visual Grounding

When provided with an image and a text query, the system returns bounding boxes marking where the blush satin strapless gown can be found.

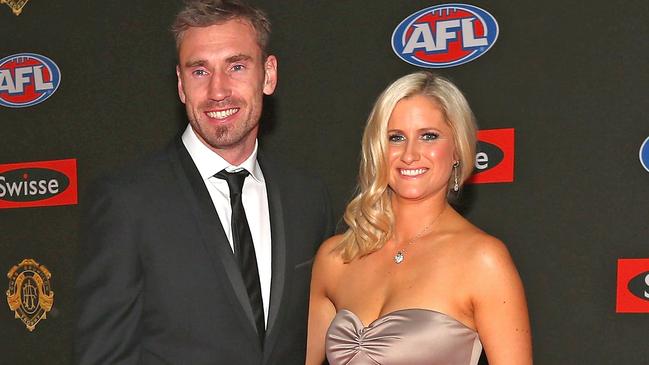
[326,309,483,365]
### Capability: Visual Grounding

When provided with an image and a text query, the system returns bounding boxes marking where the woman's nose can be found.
[400,141,420,164]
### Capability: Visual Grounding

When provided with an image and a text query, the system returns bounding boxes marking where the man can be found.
[74,1,334,364]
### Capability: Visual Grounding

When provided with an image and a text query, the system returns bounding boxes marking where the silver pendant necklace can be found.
[393,207,446,264]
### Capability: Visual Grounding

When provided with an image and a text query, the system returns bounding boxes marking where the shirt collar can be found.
[181,124,264,183]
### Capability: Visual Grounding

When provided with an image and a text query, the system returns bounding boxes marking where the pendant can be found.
[394,250,405,264]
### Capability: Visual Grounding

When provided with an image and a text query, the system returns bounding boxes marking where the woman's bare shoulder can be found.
[311,234,347,294]
[314,234,346,269]
[451,220,515,271]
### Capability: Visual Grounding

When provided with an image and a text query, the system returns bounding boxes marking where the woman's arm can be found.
[305,236,341,365]
[472,237,533,365]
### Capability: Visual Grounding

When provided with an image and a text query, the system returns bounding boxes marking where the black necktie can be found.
[215,169,265,345]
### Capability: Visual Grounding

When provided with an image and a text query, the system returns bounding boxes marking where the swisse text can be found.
[474,141,504,171]
[0,169,69,202]
[0,176,59,197]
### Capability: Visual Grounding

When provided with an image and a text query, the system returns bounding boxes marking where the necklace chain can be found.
[393,206,446,264]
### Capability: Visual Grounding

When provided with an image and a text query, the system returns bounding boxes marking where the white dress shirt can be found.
[182,125,272,326]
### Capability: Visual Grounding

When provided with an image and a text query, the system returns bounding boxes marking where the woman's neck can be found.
[390,194,449,241]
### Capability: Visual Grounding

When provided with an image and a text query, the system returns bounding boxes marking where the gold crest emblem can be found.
[1,0,29,16]
[6,259,54,331]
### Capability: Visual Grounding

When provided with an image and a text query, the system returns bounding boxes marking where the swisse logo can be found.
[0,159,77,209]
[0,169,69,202]
[627,271,649,301]
[0,53,61,108]
[616,258,649,313]
[475,140,504,173]
[392,4,499,68]
[467,128,514,185]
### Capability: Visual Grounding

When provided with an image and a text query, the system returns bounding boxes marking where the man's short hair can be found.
[171,0,271,56]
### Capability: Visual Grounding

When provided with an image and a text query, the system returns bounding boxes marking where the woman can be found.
[306,71,532,365]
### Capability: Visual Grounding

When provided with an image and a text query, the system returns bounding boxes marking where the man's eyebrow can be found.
[226,54,252,63]
[184,59,207,68]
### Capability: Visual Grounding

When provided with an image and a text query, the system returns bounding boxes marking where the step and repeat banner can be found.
[2,1,648,363]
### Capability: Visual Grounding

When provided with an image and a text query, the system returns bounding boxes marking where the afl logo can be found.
[0,53,61,108]
[392,4,499,68]
[640,136,649,172]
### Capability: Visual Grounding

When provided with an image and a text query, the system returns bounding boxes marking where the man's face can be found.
[176,19,277,164]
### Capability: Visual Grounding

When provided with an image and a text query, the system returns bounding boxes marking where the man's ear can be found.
[176,65,186,103]
[262,55,278,95]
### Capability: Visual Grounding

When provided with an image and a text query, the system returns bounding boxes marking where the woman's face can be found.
[386,94,456,202]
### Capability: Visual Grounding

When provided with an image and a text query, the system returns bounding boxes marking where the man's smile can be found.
[206,107,240,119]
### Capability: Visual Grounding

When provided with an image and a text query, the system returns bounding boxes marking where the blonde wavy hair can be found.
[337,71,477,262]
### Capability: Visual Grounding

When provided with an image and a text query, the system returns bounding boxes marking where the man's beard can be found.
[192,117,254,150]
[212,124,228,141]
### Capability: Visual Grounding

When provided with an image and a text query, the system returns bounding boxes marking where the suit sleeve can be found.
[74,178,143,364]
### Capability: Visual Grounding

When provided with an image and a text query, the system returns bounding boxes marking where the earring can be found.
[452,161,460,192]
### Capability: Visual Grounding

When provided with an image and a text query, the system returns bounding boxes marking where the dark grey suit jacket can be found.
[74,138,334,364]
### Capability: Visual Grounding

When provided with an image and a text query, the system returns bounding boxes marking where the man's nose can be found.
[207,71,232,101]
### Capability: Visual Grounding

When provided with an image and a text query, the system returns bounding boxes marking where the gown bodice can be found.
[325,308,482,365]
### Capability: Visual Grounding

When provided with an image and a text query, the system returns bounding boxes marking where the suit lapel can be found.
[169,140,258,335]
[258,153,287,353]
